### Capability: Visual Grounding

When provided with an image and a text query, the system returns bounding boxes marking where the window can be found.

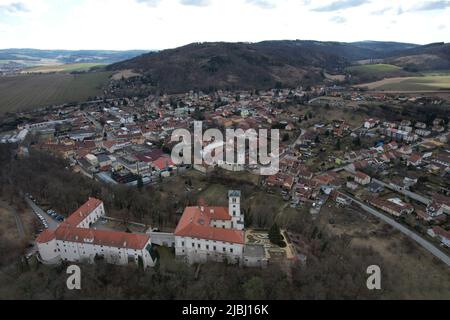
[206,245,209,250]
[182,241,185,246]
[192,243,195,248]
[213,246,216,251]
[223,248,226,252]
[230,248,234,253]
[197,244,201,249]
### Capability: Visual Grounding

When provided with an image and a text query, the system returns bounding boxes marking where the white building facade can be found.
[36,198,157,269]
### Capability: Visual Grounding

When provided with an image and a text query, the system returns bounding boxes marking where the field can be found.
[356,73,450,91]
[346,64,403,76]
[0,72,112,114]
[23,63,104,73]
[319,204,450,299]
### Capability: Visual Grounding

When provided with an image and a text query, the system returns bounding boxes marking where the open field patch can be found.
[356,74,450,91]
[0,72,112,114]
[23,63,104,73]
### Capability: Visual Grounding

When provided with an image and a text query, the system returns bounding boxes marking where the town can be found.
[1,81,449,274]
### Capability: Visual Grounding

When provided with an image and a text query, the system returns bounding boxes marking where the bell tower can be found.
[228,190,244,230]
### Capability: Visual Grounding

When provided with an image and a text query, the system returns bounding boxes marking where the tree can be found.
[137,176,144,191]
[269,223,283,246]
[282,133,290,142]
[242,277,265,300]
[335,139,341,151]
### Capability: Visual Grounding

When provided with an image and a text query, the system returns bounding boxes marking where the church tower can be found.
[228,190,244,230]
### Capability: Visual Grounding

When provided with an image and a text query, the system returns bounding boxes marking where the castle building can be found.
[36,198,157,269]
[174,190,246,264]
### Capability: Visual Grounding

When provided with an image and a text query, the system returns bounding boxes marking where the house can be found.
[36,198,157,269]
[368,182,384,193]
[407,153,423,167]
[354,171,371,185]
[427,227,450,247]
[174,191,246,265]
[364,118,378,129]
[427,194,450,217]
[370,198,414,217]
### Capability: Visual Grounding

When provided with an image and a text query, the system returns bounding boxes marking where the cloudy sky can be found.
[0,0,449,50]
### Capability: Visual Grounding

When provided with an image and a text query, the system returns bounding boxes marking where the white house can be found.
[174,190,246,265]
[354,171,371,185]
[36,198,157,269]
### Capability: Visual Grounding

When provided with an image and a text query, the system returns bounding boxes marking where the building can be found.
[174,191,247,265]
[370,198,414,217]
[428,227,450,247]
[354,171,371,185]
[36,198,157,269]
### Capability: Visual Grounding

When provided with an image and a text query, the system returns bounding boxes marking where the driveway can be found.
[24,197,60,231]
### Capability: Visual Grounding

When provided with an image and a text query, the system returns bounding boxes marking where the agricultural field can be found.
[346,64,403,76]
[23,63,104,74]
[0,72,112,114]
[356,73,450,91]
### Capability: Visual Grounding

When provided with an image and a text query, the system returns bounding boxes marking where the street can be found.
[346,193,450,267]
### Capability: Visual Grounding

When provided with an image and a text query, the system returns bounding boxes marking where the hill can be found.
[0,49,149,73]
[108,40,449,93]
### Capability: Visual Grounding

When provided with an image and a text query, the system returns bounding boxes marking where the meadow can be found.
[23,63,104,73]
[346,64,403,76]
[357,73,450,91]
[0,72,112,114]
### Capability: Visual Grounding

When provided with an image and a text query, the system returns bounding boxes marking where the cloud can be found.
[180,0,211,6]
[246,0,276,9]
[371,7,391,15]
[0,2,29,14]
[312,0,370,12]
[135,0,161,7]
[411,1,450,11]
[329,15,346,23]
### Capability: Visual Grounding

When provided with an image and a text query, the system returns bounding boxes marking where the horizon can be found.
[0,0,449,50]
[0,39,448,52]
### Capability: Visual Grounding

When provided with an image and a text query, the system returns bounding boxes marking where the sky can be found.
[0,0,449,50]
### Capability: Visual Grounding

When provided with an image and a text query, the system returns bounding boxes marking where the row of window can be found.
[182,241,235,253]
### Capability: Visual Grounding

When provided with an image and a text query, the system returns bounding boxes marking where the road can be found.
[24,197,60,231]
[345,194,450,267]
[0,200,25,238]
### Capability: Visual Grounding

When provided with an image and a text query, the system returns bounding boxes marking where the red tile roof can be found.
[36,229,56,243]
[175,206,244,244]
[54,227,150,250]
[62,197,103,227]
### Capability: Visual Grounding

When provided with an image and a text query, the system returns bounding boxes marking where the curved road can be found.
[346,194,450,267]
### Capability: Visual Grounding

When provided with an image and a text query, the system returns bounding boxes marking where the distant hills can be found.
[0,49,149,69]
[108,40,450,92]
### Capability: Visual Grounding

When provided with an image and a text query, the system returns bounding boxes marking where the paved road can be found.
[25,197,60,231]
[0,201,25,238]
[345,194,450,267]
